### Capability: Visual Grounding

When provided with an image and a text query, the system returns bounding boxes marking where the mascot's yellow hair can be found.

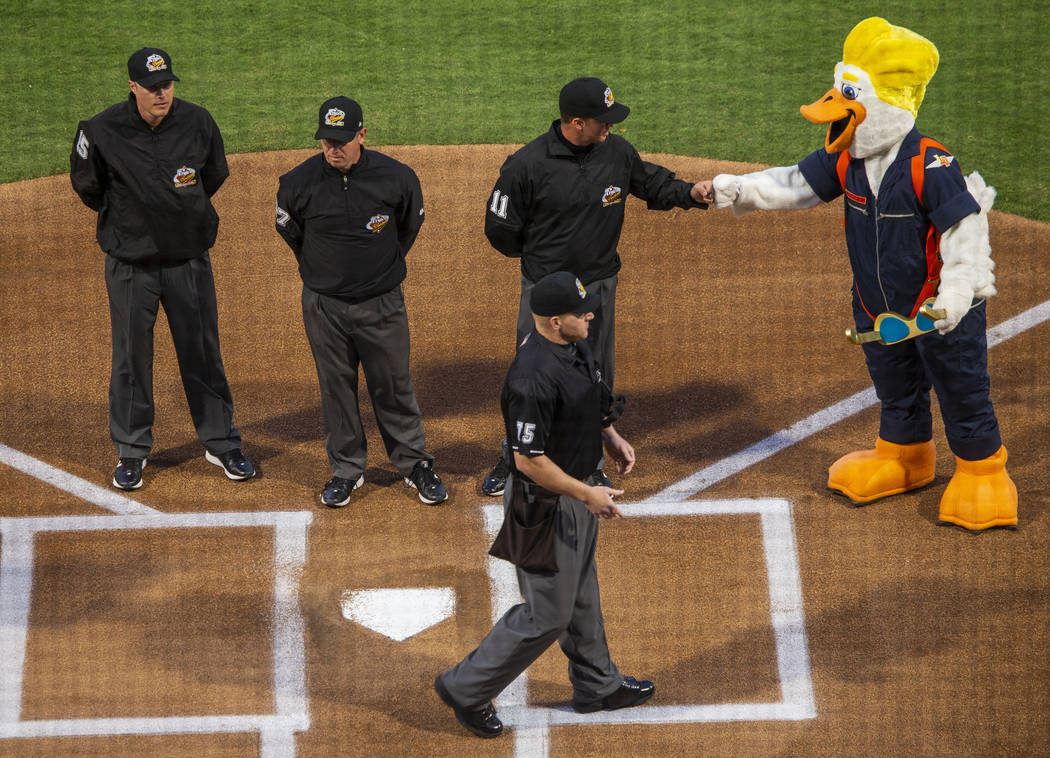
[843,17,939,116]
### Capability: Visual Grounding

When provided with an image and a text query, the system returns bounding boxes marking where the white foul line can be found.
[644,297,1050,502]
[0,444,159,515]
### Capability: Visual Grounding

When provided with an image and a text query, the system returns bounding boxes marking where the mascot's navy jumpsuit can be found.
[798,127,1002,462]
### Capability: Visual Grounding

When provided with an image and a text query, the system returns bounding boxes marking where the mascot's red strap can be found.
[836,140,951,318]
[910,138,950,316]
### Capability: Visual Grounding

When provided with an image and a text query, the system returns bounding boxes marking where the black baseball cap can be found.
[127,48,179,87]
[559,77,630,123]
[530,272,601,316]
[315,96,364,141]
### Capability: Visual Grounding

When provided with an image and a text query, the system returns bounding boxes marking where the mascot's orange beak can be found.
[800,88,867,153]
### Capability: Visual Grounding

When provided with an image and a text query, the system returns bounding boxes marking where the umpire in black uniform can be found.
[434,272,652,739]
[276,96,447,508]
[70,47,255,491]
[480,76,708,496]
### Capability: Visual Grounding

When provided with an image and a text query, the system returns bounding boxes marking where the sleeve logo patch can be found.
[366,214,390,233]
[276,201,290,227]
[926,153,954,169]
[75,130,89,160]
[173,166,197,188]
[601,185,623,206]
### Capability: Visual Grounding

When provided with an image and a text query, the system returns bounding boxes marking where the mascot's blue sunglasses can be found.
[846,298,945,346]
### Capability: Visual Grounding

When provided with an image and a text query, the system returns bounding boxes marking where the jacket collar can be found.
[546,120,601,160]
[526,328,589,370]
[319,147,370,178]
[125,93,179,131]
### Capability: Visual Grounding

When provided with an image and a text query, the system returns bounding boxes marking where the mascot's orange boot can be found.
[827,437,936,504]
[938,446,1017,531]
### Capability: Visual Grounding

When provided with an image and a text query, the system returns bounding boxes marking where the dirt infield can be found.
[1,145,1048,757]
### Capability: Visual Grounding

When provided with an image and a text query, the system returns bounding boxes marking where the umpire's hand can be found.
[584,486,624,519]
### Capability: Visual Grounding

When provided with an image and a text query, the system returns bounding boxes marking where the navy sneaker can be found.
[112,457,145,490]
[321,475,364,508]
[481,440,510,496]
[205,449,256,481]
[405,460,448,505]
[589,468,613,488]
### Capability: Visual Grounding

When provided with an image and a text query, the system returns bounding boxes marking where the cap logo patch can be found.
[366,214,390,233]
[146,54,167,72]
[173,166,197,188]
[601,186,623,206]
[575,278,587,298]
[926,153,954,169]
[604,87,614,107]
[325,108,346,127]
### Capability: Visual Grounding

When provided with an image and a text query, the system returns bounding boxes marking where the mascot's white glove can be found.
[933,171,997,334]
[712,166,820,215]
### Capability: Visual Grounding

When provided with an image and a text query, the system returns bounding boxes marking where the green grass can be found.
[2,0,1046,221]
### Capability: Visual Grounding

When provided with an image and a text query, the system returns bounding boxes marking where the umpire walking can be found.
[276,96,447,508]
[480,76,708,497]
[434,271,652,739]
[70,47,255,491]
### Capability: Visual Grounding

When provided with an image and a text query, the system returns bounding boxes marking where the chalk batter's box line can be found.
[482,498,816,736]
[0,511,312,758]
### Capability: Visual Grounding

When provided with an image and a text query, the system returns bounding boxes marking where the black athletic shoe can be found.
[321,475,364,508]
[571,676,655,713]
[205,449,256,481]
[405,460,448,505]
[112,457,145,491]
[434,675,503,739]
[589,468,613,488]
[481,440,510,496]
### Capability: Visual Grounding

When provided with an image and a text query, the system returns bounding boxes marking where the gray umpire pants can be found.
[301,284,431,481]
[516,273,617,389]
[105,253,240,459]
[437,474,622,708]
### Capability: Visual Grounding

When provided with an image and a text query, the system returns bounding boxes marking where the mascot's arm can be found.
[933,171,997,334]
[711,166,821,216]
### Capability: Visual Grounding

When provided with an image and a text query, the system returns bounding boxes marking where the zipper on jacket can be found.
[873,196,890,312]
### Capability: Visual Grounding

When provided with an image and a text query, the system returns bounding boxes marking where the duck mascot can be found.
[706,17,1017,531]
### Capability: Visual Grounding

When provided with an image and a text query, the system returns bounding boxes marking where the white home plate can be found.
[340,587,456,641]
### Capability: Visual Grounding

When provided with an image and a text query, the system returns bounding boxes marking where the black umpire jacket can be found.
[70,96,229,264]
[484,120,705,285]
[503,333,615,482]
[275,150,424,302]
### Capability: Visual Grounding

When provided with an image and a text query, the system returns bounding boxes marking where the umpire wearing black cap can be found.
[276,96,447,508]
[479,76,709,498]
[434,271,653,739]
[70,47,255,491]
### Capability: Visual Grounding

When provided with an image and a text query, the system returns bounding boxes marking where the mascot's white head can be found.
[800,17,939,159]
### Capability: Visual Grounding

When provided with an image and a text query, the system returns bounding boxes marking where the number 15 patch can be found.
[516,421,535,444]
